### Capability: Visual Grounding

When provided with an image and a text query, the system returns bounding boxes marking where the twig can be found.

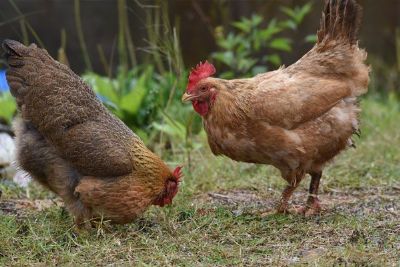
[74,0,93,71]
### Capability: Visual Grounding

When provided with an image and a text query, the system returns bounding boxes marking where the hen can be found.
[3,40,182,226]
[182,0,369,215]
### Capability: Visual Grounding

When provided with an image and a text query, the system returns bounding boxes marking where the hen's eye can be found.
[201,86,207,91]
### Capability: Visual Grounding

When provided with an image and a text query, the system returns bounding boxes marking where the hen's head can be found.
[153,166,183,207]
[182,61,217,116]
[2,39,51,67]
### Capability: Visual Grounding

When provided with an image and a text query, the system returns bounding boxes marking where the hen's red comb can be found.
[187,61,216,92]
[173,166,183,182]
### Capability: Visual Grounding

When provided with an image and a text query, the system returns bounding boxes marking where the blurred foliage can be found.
[0,92,16,124]
[212,3,314,78]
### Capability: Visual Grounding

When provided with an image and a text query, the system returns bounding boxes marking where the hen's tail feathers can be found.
[317,0,362,45]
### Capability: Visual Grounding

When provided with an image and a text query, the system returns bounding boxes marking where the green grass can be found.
[1,96,400,266]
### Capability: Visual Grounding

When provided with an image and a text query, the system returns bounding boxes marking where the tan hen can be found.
[182,0,369,215]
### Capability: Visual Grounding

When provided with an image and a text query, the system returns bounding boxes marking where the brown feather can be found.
[185,0,369,212]
[5,40,179,225]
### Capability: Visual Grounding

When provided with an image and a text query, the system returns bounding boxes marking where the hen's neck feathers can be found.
[205,78,253,123]
[130,141,171,184]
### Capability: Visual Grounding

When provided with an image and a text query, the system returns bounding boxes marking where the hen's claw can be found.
[275,197,322,216]
[303,197,322,217]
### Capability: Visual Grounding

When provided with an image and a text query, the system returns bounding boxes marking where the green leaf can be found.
[212,51,235,66]
[253,31,261,51]
[305,34,317,43]
[0,92,16,123]
[232,21,251,33]
[259,20,282,41]
[269,38,292,52]
[296,3,313,23]
[281,3,312,24]
[83,73,119,104]
[237,58,257,73]
[251,15,263,26]
[217,32,240,50]
[265,54,282,67]
[134,128,149,144]
[280,7,296,19]
[219,71,235,79]
[152,111,186,141]
[120,67,151,115]
[279,19,298,30]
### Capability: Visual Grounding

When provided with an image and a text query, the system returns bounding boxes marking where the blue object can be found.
[0,69,10,92]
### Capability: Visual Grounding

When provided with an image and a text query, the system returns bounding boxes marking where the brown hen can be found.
[182,0,369,215]
[3,40,182,226]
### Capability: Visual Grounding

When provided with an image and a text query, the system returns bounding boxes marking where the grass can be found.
[1,96,400,266]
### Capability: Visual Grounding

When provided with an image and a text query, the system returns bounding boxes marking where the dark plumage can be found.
[3,40,182,226]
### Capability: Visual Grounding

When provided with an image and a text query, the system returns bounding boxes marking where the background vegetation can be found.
[0,0,399,265]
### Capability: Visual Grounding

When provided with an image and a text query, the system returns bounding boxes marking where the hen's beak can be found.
[182,92,196,102]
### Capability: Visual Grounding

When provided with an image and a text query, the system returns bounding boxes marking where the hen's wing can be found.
[3,40,134,177]
[248,0,367,129]
[248,70,351,129]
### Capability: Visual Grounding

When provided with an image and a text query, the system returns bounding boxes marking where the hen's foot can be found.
[276,202,290,214]
[288,196,321,216]
[276,182,301,214]
[275,198,321,216]
[303,196,321,216]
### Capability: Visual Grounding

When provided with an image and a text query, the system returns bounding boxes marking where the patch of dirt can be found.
[0,198,63,217]
[2,187,399,219]
[197,187,400,217]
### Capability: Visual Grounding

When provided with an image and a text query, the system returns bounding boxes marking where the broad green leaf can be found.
[83,73,119,104]
[259,20,282,41]
[269,38,292,52]
[232,21,251,33]
[120,68,151,115]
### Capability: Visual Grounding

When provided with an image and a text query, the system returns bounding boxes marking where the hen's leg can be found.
[276,184,299,213]
[303,171,322,216]
[276,171,305,213]
[13,118,92,227]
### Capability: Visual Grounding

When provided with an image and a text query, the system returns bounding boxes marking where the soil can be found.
[197,187,400,218]
[1,187,399,220]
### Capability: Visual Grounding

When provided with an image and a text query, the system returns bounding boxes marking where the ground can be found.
[0,97,399,266]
